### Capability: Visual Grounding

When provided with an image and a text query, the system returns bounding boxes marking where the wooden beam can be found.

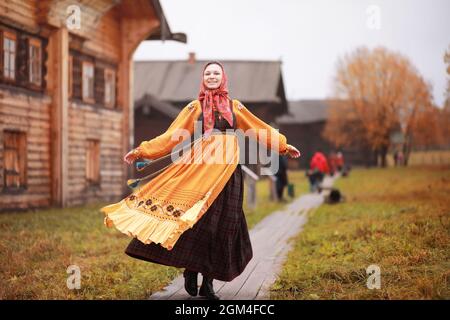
[117,0,160,195]
[47,27,69,207]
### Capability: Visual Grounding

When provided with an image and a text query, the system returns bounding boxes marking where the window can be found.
[68,55,73,98]
[3,131,27,190]
[104,68,115,108]
[28,38,42,86]
[82,61,94,102]
[2,31,16,81]
[86,139,100,185]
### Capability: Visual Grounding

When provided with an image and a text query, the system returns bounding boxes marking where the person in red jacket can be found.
[308,150,329,192]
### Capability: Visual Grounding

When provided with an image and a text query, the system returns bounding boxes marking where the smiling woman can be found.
[203,63,223,90]
[101,61,300,300]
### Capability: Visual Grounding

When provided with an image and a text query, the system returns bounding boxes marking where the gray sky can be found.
[133,0,450,107]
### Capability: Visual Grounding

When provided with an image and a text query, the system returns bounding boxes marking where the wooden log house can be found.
[0,0,186,211]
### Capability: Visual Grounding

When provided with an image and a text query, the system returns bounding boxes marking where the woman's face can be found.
[203,64,223,89]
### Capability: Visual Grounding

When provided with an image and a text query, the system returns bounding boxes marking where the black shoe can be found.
[183,269,198,296]
[199,275,220,300]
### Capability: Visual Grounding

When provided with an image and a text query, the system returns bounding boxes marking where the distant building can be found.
[276,100,376,169]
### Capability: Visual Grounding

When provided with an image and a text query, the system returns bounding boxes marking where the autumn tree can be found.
[324,46,437,166]
[444,46,450,110]
[441,47,450,146]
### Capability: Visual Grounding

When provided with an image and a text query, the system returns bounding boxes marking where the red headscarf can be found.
[198,61,233,136]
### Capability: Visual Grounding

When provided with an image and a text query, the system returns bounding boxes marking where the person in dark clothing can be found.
[275,154,289,201]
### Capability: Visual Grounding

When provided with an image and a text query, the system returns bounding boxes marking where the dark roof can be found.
[276,100,345,124]
[134,60,284,103]
[147,0,187,43]
[135,94,180,118]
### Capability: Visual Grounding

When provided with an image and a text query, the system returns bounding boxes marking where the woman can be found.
[101,61,300,300]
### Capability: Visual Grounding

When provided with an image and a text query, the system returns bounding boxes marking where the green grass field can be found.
[387,150,450,167]
[0,171,307,299]
[270,166,450,300]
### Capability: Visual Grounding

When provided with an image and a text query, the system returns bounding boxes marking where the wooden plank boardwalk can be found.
[149,175,336,300]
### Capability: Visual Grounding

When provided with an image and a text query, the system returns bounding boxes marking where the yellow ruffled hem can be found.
[100,194,212,250]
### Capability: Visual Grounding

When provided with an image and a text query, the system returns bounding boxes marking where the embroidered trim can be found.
[188,101,197,110]
[101,188,215,250]
[126,194,186,219]
[131,148,141,157]
[135,187,202,207]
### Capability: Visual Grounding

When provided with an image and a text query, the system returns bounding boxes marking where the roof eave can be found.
[147,0,187,43]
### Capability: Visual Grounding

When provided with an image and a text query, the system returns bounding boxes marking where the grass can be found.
[0,203,180,299]
[387,150,450,167]
[270,165,450,300]
[0,170,307,299]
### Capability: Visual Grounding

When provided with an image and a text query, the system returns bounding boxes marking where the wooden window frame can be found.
[104,68,115,108]
[82,61,95,103]
[86,139,100,185]
[2,31,17,82]
[28,38,42,86]
[3,130,27,191]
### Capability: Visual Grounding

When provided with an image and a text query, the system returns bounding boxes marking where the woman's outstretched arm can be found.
[125,101,201,163]
[234,100,300,158]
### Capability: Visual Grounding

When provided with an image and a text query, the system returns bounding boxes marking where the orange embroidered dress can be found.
[100,99,288,251]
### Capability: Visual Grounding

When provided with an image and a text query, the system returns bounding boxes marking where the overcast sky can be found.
[133,0,450,107]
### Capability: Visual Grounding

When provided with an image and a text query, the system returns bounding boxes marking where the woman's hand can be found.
[286,144,301,159]
[124,149,139,164]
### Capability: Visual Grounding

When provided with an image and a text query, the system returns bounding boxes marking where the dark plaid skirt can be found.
[125,164,253,282]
